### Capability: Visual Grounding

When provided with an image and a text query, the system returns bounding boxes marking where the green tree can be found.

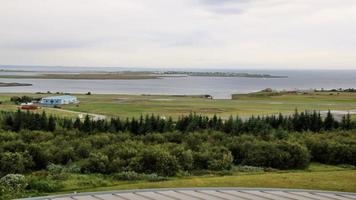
[324,110,335,131]
[48,116,56,132]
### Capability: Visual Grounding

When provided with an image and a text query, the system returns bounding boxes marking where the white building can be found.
[40,95,78,105]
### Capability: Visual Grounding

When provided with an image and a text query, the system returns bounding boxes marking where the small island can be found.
[0,82,32,87]
[163,71,288,78]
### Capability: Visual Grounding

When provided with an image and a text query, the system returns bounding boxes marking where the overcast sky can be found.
[1,0,356,69]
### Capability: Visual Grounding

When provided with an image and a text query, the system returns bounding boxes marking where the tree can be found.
[341,113,352,130]
[82,115,91,133]
[40,112,48,130]
[48,116,56,132]
[73,117,81,130]
[324,110,335,131]
[12,110,23,132]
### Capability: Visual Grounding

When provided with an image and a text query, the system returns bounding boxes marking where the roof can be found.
[41,95,76,100]
[19,187,356,200]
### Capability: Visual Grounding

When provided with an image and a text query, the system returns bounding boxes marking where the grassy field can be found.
[1,91,356,119]
[31,163,356,197]
[0,94,79,118]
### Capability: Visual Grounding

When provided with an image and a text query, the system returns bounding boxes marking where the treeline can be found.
[0,129,355,178]
[1,110,355,199]
[316,88,356,92]
[0,110,354,176]
[1,110,354,135]
[10,96,40,104]
[1,110,56,132]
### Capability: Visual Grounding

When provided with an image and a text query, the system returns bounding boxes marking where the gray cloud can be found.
[0,40,95,51]
[0,0,355,69]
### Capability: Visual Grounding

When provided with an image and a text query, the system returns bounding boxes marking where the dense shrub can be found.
[133,146,179,176]
[26,177,63,193]
[144,173,168,182]
[0,152,33,176]
[306,137,356,165]
[0,174,27,193]
[170,146,194,171]
[193,144,233,170]
[82,153,110,174]
[112,171,141,181]
[229,141,310,169]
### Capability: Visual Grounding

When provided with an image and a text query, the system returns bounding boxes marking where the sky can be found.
[1,0,356,69]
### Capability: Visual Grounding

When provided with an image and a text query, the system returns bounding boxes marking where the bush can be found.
[240,141,310,169]
[112,171,141,181]
[0,174,27,193]
[0,152,33,176]
[234,165,265,172]
[82,153,110,174]
[10,96,33,104]
[143,173,168,182]
[170,146,194,171]
[112,171,168,182]
[193,144,233,171]
[306,139,356,165]
[47,163,67,180]
[65,164,81,173]
[26,177,63,193]
[133,146,179,176]
[47,163,64,174]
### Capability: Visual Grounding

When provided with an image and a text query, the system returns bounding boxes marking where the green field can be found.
[1,91,356,119]
[30,163,356,197]
[1,92,356,198]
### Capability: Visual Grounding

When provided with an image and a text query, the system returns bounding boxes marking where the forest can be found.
[0,110,355,199]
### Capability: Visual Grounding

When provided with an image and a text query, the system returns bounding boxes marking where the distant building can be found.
[20,102,38,110]
[40,95,78,105]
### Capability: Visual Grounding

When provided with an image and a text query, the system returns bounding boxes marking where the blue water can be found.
[0,67,355,99]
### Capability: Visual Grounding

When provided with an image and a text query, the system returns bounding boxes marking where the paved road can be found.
[20,188,356,200]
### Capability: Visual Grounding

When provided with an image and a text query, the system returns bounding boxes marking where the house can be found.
[40,95,78,106]
[20,102,38,110]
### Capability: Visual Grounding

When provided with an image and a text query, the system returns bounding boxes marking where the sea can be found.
[0,66,356,99]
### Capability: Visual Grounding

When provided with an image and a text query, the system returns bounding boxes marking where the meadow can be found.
[1,91,356,119]
[26,163,356,197]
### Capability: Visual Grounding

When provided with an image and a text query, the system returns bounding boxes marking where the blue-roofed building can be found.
[40,95,78,105]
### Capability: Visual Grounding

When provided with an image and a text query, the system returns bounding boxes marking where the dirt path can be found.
[46,107,106,121]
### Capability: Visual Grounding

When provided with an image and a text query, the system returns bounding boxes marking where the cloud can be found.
[197,0,252,15]
[200,0,250,5]
[0,0,355,69]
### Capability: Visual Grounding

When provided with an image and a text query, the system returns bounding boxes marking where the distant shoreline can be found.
[0,70,287,80]
[163,71,288,78]
[0,82,32,87]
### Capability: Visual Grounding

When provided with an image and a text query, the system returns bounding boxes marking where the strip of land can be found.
[0,82,32,87]
[0,72,164,80]
[163,71,288,78]
[0,70,287,79]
